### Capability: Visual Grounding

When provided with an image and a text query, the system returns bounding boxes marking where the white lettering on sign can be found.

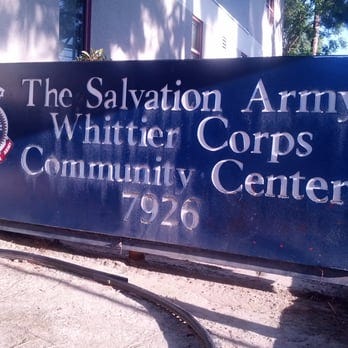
[210,159,347,205]
[241,78,348,117]
[49,112,181,149]
[20,145,195,192]
[197,115,313,163]
[19,72,347,209]
[22,78,73,107]
[85,77,222,112]
[122,192,200,230]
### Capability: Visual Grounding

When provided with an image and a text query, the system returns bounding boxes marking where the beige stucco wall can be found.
[0,0,282,62]
[91,0,192,60]
[0,0,59,62]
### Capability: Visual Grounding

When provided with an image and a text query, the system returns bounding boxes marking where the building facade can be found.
[0,0,283,62]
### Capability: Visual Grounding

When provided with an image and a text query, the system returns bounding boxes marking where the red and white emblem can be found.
[0,87,13,163]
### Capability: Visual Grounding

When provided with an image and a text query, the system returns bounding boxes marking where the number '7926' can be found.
[122,192,200,230]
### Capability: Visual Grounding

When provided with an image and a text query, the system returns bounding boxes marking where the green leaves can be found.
[283,0,312,55]
[76,48,108,61]
[283,0,348,55]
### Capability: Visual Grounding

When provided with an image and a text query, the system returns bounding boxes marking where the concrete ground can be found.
[0,231,347,348]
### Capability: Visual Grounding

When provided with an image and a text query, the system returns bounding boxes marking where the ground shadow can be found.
[274,277,348,347]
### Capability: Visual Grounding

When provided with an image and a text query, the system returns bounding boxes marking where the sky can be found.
[332,26,348,55]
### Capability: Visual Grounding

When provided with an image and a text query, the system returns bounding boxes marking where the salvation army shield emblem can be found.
[0,87,13,162]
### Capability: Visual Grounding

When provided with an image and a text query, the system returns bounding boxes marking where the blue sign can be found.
[0,57,347,271]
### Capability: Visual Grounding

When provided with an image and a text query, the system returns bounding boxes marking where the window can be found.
[59,0,91,61]
[191,16,203,59]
